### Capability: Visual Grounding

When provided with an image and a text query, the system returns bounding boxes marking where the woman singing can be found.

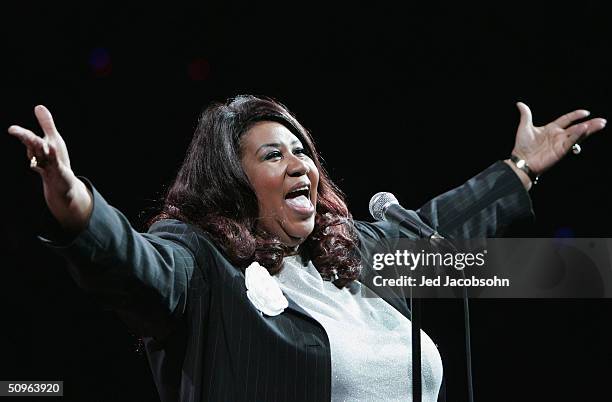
[8,95,606,401]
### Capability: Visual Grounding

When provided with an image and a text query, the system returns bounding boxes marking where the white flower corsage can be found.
[245,261,288,316]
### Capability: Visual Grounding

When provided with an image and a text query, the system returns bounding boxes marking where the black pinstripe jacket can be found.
[40,161,533,402]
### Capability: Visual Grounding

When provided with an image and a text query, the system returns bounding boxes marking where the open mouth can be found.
[284,185,314,216]
[285,185,310,200]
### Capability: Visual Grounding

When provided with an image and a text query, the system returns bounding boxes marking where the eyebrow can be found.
[256,139,301,154]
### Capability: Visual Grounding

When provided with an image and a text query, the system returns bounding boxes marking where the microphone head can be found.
[369,192,398,221]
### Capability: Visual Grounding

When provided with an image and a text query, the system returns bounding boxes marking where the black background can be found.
[1,3,611,401]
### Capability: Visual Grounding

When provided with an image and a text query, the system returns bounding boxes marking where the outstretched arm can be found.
[8,106,203,340]
[417,103,606,238]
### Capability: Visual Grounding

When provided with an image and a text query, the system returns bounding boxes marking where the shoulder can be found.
[147,218,243,284]
[148,218,206,240]
[147,218,224,263]
[353,219,412,241]
[354,219,395,239]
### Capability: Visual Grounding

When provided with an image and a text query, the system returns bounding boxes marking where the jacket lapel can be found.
[284,293,317,320]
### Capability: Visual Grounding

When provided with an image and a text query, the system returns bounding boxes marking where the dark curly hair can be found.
[148,95,361,287]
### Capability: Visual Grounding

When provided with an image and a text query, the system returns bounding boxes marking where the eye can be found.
[293,147,308,156]
[264,150,282,160]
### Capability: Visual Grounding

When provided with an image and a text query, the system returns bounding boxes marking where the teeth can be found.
[286,185,310,199]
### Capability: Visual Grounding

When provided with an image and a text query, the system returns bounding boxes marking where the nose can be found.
[286,154,309,177]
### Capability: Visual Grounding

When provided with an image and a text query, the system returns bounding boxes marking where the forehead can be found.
[241,121,302,150]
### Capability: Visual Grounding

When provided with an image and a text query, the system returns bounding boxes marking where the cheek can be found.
[252,176,283,212]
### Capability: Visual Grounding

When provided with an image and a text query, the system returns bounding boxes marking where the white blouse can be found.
[274,255,443,402]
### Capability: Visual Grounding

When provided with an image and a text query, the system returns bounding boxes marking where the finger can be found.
[34,105,60,138]
[30,133,50,164]
[30,144,59,175]
[46,142,59,167]
[563,118,606,145]
[8,125,53,170]
[552,109,590,129]
[585,117,608,135]
[7,125,45,151]
[516,102,533,128]
[564,122,589,145]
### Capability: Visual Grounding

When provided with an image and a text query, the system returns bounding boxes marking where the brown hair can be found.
[149,95,361,287]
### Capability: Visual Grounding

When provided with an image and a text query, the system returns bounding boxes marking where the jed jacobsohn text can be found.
[373,275,510,288]
[372,250,486,271]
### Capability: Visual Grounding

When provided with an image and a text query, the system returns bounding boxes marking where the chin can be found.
[285,221,315,243]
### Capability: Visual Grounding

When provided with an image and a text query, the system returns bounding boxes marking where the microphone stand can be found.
[411,285,423,402]
[429,233,474,402]
[402,208,474,402]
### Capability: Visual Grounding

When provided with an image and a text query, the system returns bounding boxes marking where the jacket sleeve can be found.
[38,177,204,340]
[416,160,535,239]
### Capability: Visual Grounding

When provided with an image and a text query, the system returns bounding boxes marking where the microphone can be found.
[369,192,439,240]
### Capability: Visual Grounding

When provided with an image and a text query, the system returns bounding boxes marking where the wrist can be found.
[504,159,533,191]
[509,150,539,182]
[60,178,94,234]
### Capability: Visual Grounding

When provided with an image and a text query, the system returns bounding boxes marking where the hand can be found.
[512,102,607,176]
[8,105,93,234]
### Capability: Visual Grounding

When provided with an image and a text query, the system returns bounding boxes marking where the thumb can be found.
[34,105,59,138]
[516,102,533,128]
